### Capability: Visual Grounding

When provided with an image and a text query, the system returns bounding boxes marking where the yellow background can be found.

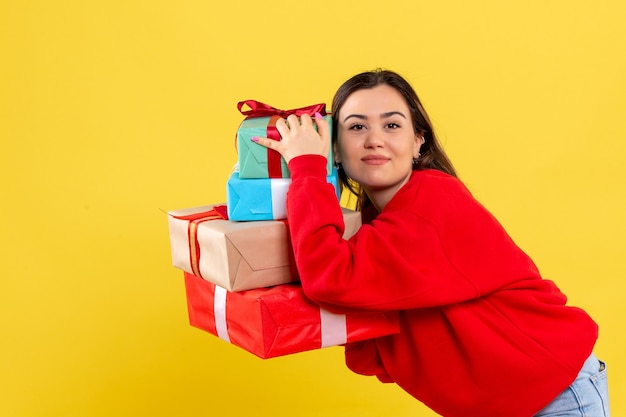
[1,1,624,416]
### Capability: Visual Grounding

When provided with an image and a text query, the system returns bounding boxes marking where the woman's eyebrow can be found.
[343,111,407,123]
[343,114,367,122]
[381,111,407,119]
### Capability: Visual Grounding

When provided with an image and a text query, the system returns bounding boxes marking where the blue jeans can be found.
[535,353,610,416]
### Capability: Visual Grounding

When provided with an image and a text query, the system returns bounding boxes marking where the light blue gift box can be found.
[227,168,340,221]
[236,115,334,179]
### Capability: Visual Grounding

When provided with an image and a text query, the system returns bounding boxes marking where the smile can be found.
[362,155,390,165]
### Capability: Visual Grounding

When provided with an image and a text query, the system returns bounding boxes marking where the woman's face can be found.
[335,84,422,207]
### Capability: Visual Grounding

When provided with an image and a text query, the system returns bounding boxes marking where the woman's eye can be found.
[349,124,366,130]
[386,122,400,129]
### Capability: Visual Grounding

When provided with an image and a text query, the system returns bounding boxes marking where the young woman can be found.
[252,69,609,417]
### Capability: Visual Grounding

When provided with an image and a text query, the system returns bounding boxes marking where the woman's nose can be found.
[364,129,384,148]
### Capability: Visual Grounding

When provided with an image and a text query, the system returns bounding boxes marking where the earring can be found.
[414,136,425,166]
[334,161,342,170]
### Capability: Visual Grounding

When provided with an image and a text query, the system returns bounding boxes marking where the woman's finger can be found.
[286,114,300,128]
[251,136,284,154]
[275,117,290,138]
[314,112,330,142]
[299,113,313,129]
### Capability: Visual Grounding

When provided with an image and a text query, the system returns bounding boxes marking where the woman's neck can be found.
[363,170,414,212]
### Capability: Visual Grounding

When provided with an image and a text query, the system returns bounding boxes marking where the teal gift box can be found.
[236,100,334,179]
[227,167,340,221]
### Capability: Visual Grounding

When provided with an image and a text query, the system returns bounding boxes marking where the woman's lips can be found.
[362,155,389,165]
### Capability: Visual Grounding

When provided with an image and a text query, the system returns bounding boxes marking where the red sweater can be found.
[286,155,598,417]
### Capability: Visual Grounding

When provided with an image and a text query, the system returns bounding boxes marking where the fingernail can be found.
[251,136,259,142]
[314,112,323,119]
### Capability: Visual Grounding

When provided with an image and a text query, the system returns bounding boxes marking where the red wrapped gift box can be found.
[184,272,400,359]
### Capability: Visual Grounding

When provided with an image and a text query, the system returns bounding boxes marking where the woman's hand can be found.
[252,112,330,164]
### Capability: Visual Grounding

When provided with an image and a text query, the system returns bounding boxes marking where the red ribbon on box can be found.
[266,115,283,177]
[237,100,327,119]
[171,206,228,279]
[237,100,328,178]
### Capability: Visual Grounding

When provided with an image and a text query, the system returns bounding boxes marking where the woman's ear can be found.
[333,142,341,164]
[414,133,424,158]
[418,131,426,146]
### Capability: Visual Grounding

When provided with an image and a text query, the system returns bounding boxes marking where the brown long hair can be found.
[331,69,458,210]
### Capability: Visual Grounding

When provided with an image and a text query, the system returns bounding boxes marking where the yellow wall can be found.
[1,1,624,416]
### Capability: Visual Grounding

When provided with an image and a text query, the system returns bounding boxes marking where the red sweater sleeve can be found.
[287,155,541,311]
[344,340,393,383]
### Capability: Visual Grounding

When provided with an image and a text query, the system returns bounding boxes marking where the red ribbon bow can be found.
[237,100,327,119]
[171,206,228,278]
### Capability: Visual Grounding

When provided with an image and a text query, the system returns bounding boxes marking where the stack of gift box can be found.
[167,100,400,359]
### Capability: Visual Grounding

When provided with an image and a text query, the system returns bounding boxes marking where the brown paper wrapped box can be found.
[168,204,361,292]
